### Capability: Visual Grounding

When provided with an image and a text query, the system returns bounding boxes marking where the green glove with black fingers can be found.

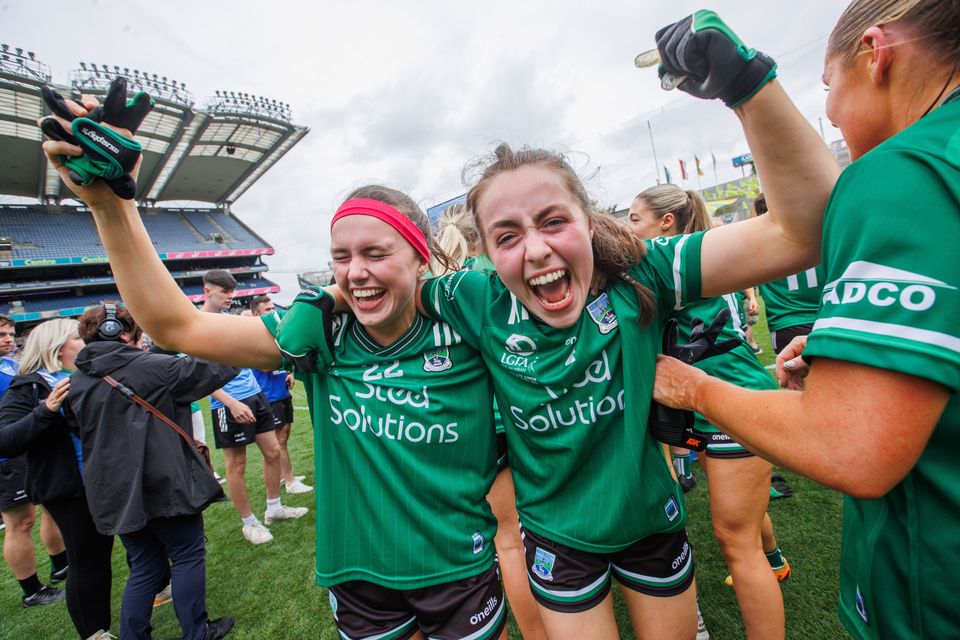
[655,10,777,108]
[275,287,337,374]
[40,78,153,199]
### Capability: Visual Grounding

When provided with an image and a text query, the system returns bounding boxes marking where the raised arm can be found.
[699,83,840,295]
[654,11,840,296]
[41,107,280,370]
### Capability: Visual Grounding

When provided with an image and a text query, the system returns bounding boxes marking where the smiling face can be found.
[330,215,426,345]
[474,164,594,329]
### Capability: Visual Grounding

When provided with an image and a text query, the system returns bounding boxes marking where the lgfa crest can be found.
[587,292,618,334]
[423,347,453,372]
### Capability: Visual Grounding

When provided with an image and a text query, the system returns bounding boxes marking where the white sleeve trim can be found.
[672,235,689,310]
[812,317,960,354]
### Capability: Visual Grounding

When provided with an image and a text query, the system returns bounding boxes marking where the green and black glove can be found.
[656,10,777,108]
[40,77,154,199]
[649,308,740,450]
[275,286,337,374]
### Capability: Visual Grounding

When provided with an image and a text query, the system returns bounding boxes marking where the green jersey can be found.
[759,265,824,332]
[422,233,704,552]
[804,90,960,639]
[261,311,498,590]
[672,294,776,435]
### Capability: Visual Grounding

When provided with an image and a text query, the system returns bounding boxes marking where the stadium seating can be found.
[1,205,271,260]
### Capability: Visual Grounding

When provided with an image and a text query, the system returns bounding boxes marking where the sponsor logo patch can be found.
[821,261,955,312]
[587,293,618,334]
[532,547,556,581]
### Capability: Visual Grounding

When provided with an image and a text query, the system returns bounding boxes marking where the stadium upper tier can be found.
[0,205,273,266]
[0,277,280,322]
[0,47,308,204]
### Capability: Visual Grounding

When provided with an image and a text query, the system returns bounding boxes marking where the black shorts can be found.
[522,526,695,613]
[770,323,814,354]
[211,393,276,449]
[269,397,294,427]
[0,457,30,512]
[327,563,506,640]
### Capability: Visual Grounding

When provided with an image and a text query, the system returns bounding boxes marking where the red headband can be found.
[331,198,430,263]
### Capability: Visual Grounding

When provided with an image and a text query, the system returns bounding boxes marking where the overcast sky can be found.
[5,0,847,303]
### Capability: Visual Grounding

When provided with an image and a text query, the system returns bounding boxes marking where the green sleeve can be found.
[630,231,705,317]
[420,271,492,348]
[805,150,960,391]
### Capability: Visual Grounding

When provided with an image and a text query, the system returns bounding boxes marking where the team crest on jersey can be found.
[532,547,556,581]
[423,347,453,372]
[586,293,618,334]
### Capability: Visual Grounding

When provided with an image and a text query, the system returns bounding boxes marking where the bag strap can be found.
[101,375,197,448]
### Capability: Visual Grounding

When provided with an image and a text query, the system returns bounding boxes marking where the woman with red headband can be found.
[38,99,509,640]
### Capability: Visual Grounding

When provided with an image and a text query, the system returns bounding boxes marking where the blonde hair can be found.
[431,203,480,274]
[18,318,79,375]
[634,184,713,235]
[464,143,656,325]
[827,0,960,67]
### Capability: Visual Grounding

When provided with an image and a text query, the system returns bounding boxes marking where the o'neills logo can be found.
[82,128,120,154]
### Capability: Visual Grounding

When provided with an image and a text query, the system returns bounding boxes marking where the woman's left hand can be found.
[653,355,708,410]
[44,378,70,412]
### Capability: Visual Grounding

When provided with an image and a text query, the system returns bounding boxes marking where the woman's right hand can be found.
[44,378,70,412]
[775,336,810,390]
[38,94,140,210]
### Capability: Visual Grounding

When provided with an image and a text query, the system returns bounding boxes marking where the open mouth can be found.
[352,287,386,309]
[527,269,572,310]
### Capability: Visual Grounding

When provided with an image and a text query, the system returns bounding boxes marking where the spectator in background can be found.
[200,271,306,545]
[248,295,311,494]
[67,303,237,640]
[0,314,70,610]
[0,318,114,638]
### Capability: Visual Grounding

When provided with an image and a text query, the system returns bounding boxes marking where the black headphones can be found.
[97,303,125,341]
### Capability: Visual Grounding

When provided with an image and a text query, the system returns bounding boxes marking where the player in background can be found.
[753,194,824,356]
[248,295,311,495]
[629,184,790,638]
[652,1,960,637]
[200,270,306,545]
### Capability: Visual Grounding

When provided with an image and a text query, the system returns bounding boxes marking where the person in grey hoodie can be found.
[66,303,238,640]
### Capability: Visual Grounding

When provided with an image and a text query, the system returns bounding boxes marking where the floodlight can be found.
[80,62,86,69]
[112,65,118,71]
[15,47,22,55]
[0,44,7,52]
[27,51,34,59]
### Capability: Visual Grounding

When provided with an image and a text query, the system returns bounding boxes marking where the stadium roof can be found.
[0,45,308,206]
